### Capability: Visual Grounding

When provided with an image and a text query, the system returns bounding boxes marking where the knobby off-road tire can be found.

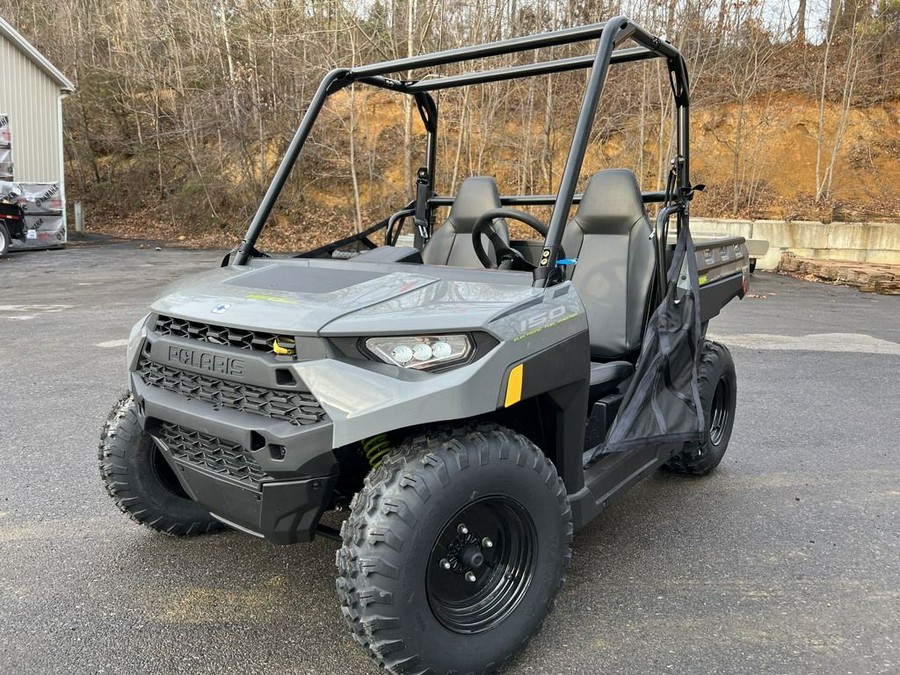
[666,341,737,475]
[0,222,10,257]
[336,424,572,675]
[98,392,224,535]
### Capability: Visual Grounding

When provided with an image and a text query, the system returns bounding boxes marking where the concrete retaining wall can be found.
[691,218,900,270]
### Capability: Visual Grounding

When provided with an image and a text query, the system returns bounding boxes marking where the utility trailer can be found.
[0,180,66,256]
[99,16,748,674]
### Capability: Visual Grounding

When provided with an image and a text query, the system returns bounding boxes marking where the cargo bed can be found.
[674,233,749,323]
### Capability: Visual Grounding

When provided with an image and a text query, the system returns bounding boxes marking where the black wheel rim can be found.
[708,377,731,446]
[149,446,190,499]
[426,496,537,634]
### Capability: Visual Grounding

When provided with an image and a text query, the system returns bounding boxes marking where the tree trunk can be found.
[796,0,807,44]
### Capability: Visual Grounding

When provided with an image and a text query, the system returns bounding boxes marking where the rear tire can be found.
[0,222,9,257]
[665,341,737,475]
[336,424,572,674]
[98,392,224,535]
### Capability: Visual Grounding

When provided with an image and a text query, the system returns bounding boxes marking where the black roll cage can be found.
[234,16,692,289]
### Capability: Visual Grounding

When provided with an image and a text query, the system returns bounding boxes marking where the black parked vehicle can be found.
[0,182,26,257]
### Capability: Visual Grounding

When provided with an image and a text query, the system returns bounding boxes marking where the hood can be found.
[150,257,542,336]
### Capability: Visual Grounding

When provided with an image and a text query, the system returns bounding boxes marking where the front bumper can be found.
[130,330,339,545]
[168,460,337,544]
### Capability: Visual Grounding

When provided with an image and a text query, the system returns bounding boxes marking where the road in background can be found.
[1,243,897,674]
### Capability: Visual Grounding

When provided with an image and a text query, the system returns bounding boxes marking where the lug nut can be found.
[482,537,493,548]
[465,571,477,583]
[457,523,469,535]
[440,558,451,570]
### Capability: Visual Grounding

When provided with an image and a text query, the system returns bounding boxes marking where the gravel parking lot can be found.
[1,242,898,674]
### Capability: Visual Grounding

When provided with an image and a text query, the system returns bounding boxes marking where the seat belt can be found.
[412,167,431,248]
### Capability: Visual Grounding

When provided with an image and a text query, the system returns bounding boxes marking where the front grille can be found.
[157,422,267,485]
[154,314,279,353]
[138,357,328,426]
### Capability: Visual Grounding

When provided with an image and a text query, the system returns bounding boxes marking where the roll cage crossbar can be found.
[234,16,691,288]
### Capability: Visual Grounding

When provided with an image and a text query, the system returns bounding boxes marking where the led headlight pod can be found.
[365,335,473,371]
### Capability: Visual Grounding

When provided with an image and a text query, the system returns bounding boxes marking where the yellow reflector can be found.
[504,363,524,407]
[272,338,296,355]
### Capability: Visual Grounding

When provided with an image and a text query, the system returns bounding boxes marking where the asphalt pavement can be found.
[0,242,897,674]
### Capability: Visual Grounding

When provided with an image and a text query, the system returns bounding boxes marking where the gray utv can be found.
[99,16,748,675]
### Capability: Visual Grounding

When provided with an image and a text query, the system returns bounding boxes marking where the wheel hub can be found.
[438,524,488,577]
[426,496,537,634]
[459,544,485,570]
[709,378,731,446]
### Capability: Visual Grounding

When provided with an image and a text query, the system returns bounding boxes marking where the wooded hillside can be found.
[3,1,899,247]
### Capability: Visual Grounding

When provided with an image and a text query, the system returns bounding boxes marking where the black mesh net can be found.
[584,218,705,466]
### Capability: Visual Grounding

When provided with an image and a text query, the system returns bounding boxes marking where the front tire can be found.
[98,393,224,535]
[666,341,737,475]
[0,222,10,257]
[336,425,572,674]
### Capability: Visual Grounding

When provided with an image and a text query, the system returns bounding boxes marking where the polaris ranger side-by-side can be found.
[99,17,747,674]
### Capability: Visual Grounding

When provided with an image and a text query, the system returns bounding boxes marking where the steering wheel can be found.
[471,208,549,271]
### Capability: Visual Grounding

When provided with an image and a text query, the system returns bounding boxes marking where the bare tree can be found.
[1,0,898,236]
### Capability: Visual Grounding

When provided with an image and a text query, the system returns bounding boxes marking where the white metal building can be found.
[0,16,74,242]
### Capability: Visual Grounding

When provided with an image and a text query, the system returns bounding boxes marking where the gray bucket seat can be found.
[561,170,657,397]
[422,176,509,267]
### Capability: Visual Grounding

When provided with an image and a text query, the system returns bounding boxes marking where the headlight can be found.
[364,335,473,371]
